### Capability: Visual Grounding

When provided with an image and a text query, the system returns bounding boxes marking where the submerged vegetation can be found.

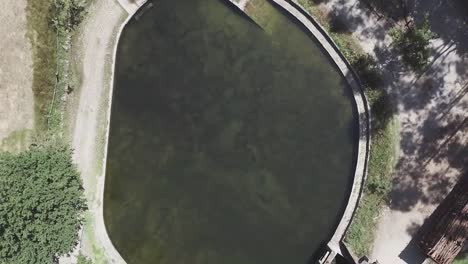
[298,0,397,257]
[105,0,357,263]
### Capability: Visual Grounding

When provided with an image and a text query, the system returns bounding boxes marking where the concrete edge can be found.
[99,0,371,263]
[265,0,372,260]
[116,0,147,14]
[95,1,148,263]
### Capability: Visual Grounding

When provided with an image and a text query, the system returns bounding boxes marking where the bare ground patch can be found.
[0,0,34,150]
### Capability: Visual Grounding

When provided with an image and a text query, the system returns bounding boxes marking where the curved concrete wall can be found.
[264,0,371,259]
[97,1,148,263]
[102,0,371,263]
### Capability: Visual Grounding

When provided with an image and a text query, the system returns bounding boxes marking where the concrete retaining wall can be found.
[103,0,371,263]
[263,0,371,261]
[96,1,149,263]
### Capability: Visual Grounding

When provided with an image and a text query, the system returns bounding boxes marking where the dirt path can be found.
[0,0,34,150]
[65,0,128,263]
[316,0,468,263]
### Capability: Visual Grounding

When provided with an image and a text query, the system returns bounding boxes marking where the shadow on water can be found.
[222,0,264,29]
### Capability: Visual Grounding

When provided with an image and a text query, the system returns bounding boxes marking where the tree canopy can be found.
[0,142,86,263]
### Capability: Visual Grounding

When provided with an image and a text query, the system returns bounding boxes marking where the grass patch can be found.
[0,129,33,153]
[26,0,89,135]
[25,0,57,131]
[83,213,108,264]
[455,252,468,264]
[297,0,398,257]
[455,259,468,264]
[345,110,397,256]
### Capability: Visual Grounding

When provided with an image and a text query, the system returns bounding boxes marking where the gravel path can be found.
[66,0,128,263]
[0,0,34,149]
[316,0,468,263]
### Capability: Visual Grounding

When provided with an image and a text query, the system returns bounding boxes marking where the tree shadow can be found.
[398,239,427,264]
[362,0,468,55]
[311,0,332,4]
[321,0,468,215]
[389,114,467,211]
[328,2,364,33]
[406,222,421,236]
[411,0,468,55]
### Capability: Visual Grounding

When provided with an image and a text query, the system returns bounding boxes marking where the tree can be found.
[0,142,86,263]
[390,17,434,71]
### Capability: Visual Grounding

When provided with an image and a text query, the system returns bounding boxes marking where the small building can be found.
[417,174,468,264]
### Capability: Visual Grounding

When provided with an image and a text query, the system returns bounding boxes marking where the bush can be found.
[51,0,88,32]
[352,54,383,91]
[390,17,434,71]
[0,142,86,263]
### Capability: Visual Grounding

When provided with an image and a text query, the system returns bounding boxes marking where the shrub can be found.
[51,0,89,32]
[352,54,383,91]
[390,17,434,71]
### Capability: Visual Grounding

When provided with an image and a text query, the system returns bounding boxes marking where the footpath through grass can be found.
[297,0,398,257]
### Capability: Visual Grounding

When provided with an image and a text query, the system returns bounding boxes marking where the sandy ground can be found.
[0,0,34,148]
[61,0,128,263]
[316,0,468,263]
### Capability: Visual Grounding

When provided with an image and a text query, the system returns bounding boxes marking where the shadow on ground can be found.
[327,0,468,213]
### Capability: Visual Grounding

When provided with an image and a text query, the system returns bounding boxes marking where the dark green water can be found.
[104,0,358,263]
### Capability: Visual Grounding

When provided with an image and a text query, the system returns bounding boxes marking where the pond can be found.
[104,0,358,263]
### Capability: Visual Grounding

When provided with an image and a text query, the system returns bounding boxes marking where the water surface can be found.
[104,0,358,263]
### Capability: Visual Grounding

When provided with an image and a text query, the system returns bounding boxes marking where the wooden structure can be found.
[417,174,468,264]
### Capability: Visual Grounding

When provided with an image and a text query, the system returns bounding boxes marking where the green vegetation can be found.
[82,213,108,264]
[26,0,57,131]
[51,0,88,32]
[455,258,468,264]
[454,252,468,264]
[0,129,33,153]
[298,0,398,257]
[345,90,396,256]
[77,254,94,264]
[0,141,86,263]
[390,17,434,71]
[0,2,91,263]
[26,0,88,132]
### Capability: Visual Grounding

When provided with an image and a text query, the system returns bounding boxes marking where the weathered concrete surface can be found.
[116,0,147,14]
[232,0,251,10]
[268,0,370,257]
